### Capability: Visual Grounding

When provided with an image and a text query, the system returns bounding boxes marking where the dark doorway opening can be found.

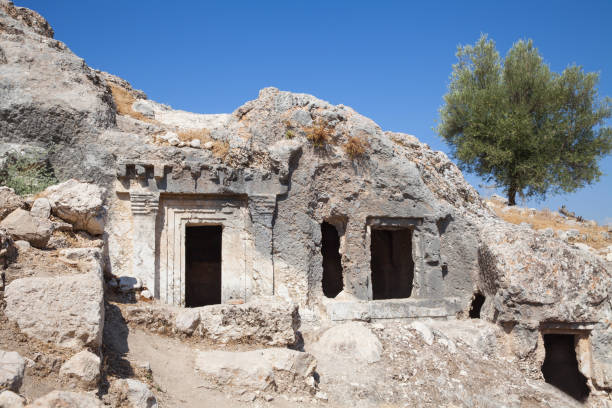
[370,228,414,300]
[541,334,590,401]
[321,222,343,298]
[185,225,222,307]
[469,292,485,318]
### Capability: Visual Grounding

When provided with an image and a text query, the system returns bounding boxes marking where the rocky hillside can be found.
[0,1,611,407]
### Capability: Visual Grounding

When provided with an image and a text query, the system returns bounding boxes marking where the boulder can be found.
[13,241,29,252]
[0,209,53,248]
[479,222,611,325]
[59,350,100,389]
[4,274,104,349]
[181,298,299,346]
[175,308,200,335]
[29,198,51,219]
[311,322,382,363]
[479,221,612,388]
[109,379,157,408]
[0,390,25,408]
[0,351,25,392]
[0,188,24,221]
[41,180,106,235]
[57,247,103,275]
[26,391,103,408]
[132,100,155,118]
[195,348,317,394]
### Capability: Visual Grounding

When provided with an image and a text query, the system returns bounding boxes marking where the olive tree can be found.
[437,34,612,205]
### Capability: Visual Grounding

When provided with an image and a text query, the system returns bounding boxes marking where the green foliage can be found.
[437,34,612,205]
[0,150,58,196]
[285,129,295,139]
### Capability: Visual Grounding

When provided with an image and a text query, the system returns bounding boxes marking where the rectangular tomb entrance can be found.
[370,228,414,300]
[185,225,222,307]
[541,333,590,401]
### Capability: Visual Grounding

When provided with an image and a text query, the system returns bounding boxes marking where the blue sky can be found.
[16,1,612,224]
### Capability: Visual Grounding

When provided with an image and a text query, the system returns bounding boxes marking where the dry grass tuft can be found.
[488,200,612,250]
[343,136,369,159]
[109,84,150,122]
[305,119,335,147]
[177,128,211,144]
[211,140,230,160]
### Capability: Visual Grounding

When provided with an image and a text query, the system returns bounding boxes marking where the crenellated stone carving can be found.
[117,160,285,304]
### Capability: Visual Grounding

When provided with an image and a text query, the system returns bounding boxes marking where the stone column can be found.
[248,195,277,298]
[130,192,160,297]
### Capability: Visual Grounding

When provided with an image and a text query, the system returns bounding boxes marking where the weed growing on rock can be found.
[343,136,368,159]
[211,140,230,160]
[305,119,334,148]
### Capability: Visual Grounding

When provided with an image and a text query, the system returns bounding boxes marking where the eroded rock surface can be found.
[126,298,299,347]
[311,322,382,363]
[0,390,25,408]
[109,379,158,408]
[194,348,317,396]
[0,188,24,221]
[26,390,103,408]
[0,209,52,249]
[4,273,104,349]
[41,180,106,235]
[0,350,25,392]
[59,350,100,389]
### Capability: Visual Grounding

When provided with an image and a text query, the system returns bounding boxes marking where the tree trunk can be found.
[507,185,517,206]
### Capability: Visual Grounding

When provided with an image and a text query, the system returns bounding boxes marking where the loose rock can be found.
[195,348,317,395]
[312,322,382,363]
[0,351,25,392]
[110,379,158,408]
[0,188,25,222]
[41,180,106,235]
[29,198,51,219]
[59,350,100,389]
[0,209,53,249]
[27,390,103,408]
[0,390,25,408]
[4,274,104,349]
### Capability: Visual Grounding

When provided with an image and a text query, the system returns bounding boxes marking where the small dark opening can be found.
[541,334,590,401]
[321,222,343,298]
[469,292,485,318]
[185,225,222,307]
[370,228,414,300]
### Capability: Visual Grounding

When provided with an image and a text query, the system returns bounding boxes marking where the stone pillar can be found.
[130,192,160,297]
[248,195,277,298]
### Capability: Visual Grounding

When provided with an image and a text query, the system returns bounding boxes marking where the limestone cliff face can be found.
[1,1,611,398]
